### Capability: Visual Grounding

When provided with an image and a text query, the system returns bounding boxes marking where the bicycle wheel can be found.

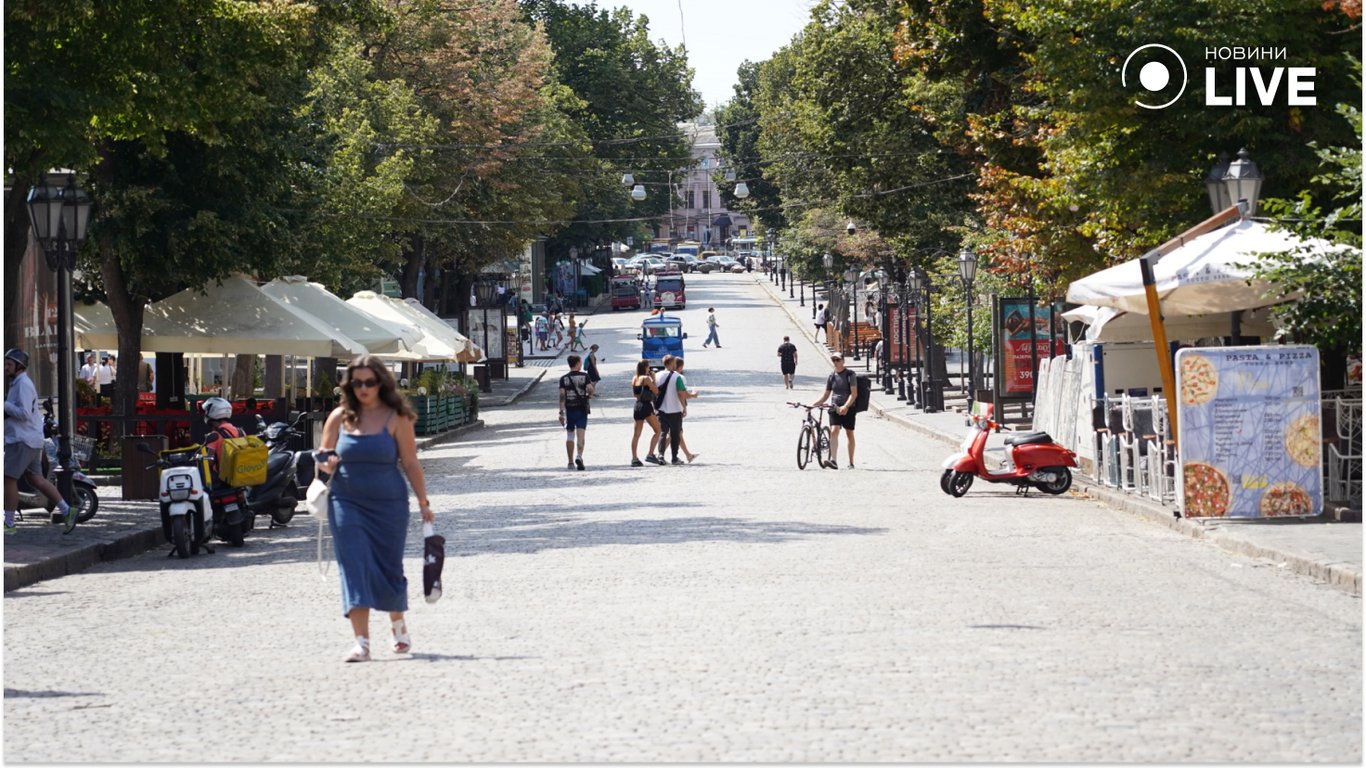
[797,426,813,469]
[818,427,832,468]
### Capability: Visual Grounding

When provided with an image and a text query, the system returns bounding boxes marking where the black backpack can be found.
[853,374,872,413]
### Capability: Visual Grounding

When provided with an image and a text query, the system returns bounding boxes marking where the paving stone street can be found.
[3,274,1361,762]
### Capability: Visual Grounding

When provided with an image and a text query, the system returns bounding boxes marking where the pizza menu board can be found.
[1176,345,1322,518]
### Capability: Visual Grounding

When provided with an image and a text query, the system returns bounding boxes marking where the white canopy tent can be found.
[402,297,485,362]
[346,291,482,363]
[1066,219,1338,316]
[260,276,422,355]
[73,275,368,358]
[1061,304,1278,344]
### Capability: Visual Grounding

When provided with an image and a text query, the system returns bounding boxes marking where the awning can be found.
[577,262,603,276]
[712,214,733,228]
[1062,304,1278,343]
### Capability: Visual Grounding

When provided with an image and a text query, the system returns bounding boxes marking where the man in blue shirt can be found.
[5,349,72,533]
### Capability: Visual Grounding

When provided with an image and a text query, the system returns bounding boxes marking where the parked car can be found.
[664,254,692,272]
[692,259,719,274]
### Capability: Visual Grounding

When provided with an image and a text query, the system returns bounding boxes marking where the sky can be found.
[606,0,819,110]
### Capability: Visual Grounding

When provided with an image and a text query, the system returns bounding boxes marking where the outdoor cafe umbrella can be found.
[1061,304,1278,344]
[1066,218,1337,316]
[261,276,423,355]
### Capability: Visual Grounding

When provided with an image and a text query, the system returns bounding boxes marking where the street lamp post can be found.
[849,270,860,362]
[908,270,922,407]
[26,171,93,507]
[799,274,805,307]
[819,253,832,321]
[897,269,910,402]
[881,262,895,394]
[958,248,978,415]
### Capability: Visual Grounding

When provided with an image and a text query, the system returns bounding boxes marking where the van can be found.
[610,275,642,310]
[652,271,686,310]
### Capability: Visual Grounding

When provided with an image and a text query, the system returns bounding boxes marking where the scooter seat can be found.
[1004,431,1053,446]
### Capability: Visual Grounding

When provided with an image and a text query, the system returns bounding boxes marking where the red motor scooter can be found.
[940,408,1078,498]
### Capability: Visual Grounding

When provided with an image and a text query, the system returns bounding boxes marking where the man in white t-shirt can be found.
[814,305,828,342]
[78,353,98,391]
[95,355,115,402]
[652,355,692,465]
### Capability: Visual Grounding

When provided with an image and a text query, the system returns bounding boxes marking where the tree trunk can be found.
[230,353,255,399]
[400,233,425,299]
[99,225,147,440]
[263,355,284,398]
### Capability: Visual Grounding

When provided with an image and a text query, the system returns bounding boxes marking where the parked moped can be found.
[940,408,1077,498]
[245,413,311,527]
[139,440,251,556]
[14,399,99,526]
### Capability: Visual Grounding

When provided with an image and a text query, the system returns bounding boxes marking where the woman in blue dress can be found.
[317,355,434,662]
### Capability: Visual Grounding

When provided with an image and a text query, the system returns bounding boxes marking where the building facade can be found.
[652,121,751,250]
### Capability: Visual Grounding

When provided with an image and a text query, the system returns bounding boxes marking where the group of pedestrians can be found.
[532,309,587,353]
[561,352,699,469]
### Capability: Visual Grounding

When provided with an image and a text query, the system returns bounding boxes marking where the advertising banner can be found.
[886,304,920,365]
[1176,345,1322,518]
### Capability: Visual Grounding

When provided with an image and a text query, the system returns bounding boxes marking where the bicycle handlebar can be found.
[786,402,829,410]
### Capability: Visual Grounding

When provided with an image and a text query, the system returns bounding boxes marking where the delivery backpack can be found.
[219,433,270,486]
[853,374,872,413]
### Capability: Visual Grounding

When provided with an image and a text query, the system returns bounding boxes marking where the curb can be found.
[5,528,163,592]
[480,369,548,409]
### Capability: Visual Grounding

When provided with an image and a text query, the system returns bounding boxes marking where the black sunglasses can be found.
[350,377,381,390]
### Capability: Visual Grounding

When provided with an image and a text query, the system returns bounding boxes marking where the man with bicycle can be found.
[809,352,857,469]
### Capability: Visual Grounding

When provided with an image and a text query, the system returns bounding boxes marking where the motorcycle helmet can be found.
[202,396,233,421]
[4,348,29,370]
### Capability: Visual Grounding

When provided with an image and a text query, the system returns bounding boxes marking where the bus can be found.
[673,241,702,258]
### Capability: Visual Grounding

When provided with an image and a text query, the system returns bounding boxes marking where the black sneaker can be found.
[824,460,838,470]
[575,458,585,471]
[644,454,663,465]
[671,458,685,465]
[631,458,644,467]
[845,463,856,470]
[567,461,575,470]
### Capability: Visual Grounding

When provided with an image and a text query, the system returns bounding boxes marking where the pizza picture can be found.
[1183,461,1230,517]
[1179,354,1218,406]
[1285,414,1321,468]
[1260,482,1313,517]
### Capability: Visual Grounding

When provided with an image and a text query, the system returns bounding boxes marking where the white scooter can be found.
[139,442,215,558]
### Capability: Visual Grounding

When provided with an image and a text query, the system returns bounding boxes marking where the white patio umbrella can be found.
[402,298,485,363]
[1062,304,1278,344]
[346,292,482,363]
[261,276,422,355]
[1066,219,1338,316]
[74,275,368,357]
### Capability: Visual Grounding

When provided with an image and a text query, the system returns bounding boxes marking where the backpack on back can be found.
[853,374,872,413]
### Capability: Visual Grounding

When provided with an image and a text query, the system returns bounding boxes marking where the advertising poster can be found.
[996,297,1054,398]
[1176,345,1322,518]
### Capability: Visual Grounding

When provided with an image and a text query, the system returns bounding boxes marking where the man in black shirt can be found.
[810,352,858,469]
[558,355,596,470]
[777,336,799,389]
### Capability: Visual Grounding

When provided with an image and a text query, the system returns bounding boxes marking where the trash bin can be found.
[122,435,166,501]
[473,364,492,393]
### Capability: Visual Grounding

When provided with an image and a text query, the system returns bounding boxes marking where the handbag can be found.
[309,473,333,577]
[423,521,446,604]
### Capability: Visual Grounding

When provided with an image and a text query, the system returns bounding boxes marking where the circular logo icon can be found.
[1121,44,1188,110]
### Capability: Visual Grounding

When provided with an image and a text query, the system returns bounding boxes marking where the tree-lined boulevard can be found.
[4,275,1359,762]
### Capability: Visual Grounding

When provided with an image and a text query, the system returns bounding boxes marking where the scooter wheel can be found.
[939,469,955,496]
[171,516,191,559]
[224,521,245,548]
[271,501,297,526]
[948,471,974,498]
[1036,467,1073,495]
[74,485,99,523]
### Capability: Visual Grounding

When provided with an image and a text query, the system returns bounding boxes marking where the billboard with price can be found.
[993,297,1065,401]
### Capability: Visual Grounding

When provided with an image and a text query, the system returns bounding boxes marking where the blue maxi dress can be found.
[329,426,409,616]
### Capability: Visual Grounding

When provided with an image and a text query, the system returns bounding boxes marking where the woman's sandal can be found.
[344,636,371,663]
[392,619,411,654]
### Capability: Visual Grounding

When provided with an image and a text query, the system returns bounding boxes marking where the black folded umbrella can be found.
[423,529,446,604]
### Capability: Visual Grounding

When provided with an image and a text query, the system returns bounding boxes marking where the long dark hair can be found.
[339,354,414,427]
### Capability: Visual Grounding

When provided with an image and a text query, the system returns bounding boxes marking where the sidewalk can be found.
[758,274,1362,596]
[4,299,585,593]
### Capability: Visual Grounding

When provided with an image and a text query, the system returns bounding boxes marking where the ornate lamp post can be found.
[897,268,911,402]
[818,253,832,320]
[26,171,93,506]
[958,248,978,414]
[881,262,896,394]
[1222,148,1263,216]
[907,270,923,407]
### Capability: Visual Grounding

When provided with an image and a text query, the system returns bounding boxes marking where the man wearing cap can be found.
[809,352,858,469]
[4,348,72,533]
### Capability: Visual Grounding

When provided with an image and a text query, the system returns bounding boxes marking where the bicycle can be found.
[788,402,832,470]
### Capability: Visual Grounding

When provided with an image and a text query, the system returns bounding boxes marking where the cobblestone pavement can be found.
[4,274,1360,762]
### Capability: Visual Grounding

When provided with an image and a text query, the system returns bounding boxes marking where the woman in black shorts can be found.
[630,360,663,466]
